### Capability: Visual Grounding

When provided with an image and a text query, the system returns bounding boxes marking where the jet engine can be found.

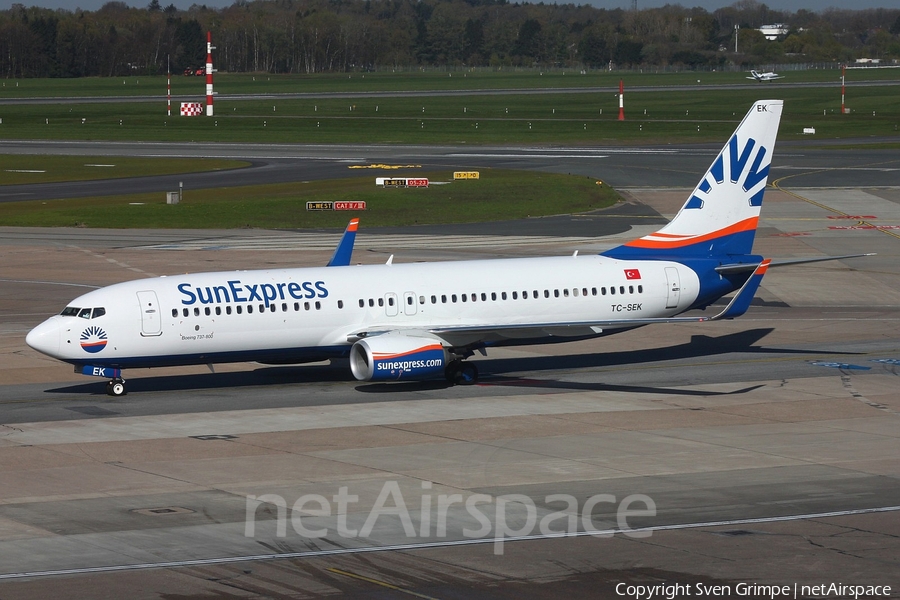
[349,334,448,381]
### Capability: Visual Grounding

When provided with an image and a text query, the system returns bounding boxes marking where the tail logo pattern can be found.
[686,134,770,211]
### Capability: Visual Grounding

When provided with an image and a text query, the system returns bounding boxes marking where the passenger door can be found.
[137,290,163,336]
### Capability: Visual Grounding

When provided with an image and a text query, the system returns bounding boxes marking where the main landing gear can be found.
[106,378,126,397]
[445,360,478,385]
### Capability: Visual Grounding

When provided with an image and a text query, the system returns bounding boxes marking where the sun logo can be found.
[80,325,108,354]
[685,135,770,210]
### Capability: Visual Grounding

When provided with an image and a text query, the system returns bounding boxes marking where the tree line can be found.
[2,0,899,78]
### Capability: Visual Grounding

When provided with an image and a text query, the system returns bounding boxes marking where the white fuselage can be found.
[28,255,700,369]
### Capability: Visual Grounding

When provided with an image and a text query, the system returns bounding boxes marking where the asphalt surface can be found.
[2,139,899,206]
[0,137,898,598]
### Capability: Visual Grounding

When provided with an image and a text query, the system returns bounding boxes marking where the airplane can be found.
[747,70,783,82]
[25,99,863,396]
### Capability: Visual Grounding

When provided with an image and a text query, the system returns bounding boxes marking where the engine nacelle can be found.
[349,334,448,381]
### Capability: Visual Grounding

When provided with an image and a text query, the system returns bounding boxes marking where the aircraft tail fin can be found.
[604,99,783,262]
[327,218,359,267]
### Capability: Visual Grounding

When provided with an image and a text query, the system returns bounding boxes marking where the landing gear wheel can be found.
[445,361,478,385]
[106,379,126,397]
[445,361,461,384]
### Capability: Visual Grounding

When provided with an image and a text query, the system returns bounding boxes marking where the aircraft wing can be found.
[349,261,771,347]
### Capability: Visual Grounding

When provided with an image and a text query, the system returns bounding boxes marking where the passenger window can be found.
[452,294,457,303]
[172,309,178,317]
[247,305,253,314]
[431,295,437,304]
[563,289,569,297]
[573,288,579,297]
[592,288,597,296]
[544,290,549,298]
[512,291,518,300]
[338,300,344,309]
[629,286,634,294]
[369,299,375,307]
[226,306,232,315]
[388,297,395,306]
[92,307,106,318]
[442,295,447,303]
[359,299,365,308]
[78,308,92,319]
[270,304,276,313]
[236,306,243,314]
[304,302,310,311]
[610,287,616,295]
[315,301,321,310]
[378,298,384,307]
[462,294,467,303]
[533,290,538,299]
[294,302,300,311]
[522,291,528,299]
[554,289,559,298]
[194,307,200,316]
[481,293,487,301]
[601,287,607,295]
[260,304,266,313]
[501,292,507,300]
[620,286,625,294]
[282,303,287,312]
[582,288,588,296]
[471,293,477,302]
[406,296,413,305]
[638,285,643,293]
[216,306,221,315]
[204,307,211,316]
[491,292,497,301]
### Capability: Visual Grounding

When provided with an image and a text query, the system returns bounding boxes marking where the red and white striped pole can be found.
[205,31,215,117]
[841,64,846,115]
[618,79,625,121]
[167,54,171,117]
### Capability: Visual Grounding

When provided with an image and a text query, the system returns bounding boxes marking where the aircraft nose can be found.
[26,318,61,357]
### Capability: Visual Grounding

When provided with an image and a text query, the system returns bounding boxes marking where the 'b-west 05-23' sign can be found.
[376,178,429,188]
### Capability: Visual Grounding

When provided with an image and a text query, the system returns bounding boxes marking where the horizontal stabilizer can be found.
[717,259,769,319]
[326,218,359,267]
[715,253,874,274]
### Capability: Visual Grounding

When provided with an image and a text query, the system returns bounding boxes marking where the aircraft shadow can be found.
[46,328,858,397]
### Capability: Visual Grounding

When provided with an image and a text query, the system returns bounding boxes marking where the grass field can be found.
[1,70,898,145]
[0,155,248,185]
[1,67,898,98]
[0,169,619,229]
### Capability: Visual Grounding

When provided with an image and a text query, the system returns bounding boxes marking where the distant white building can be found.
[758,24,788,41]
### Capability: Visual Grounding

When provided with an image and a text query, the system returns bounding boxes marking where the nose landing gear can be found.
[106,378,126,397]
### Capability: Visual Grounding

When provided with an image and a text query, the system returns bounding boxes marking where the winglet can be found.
[326,218,359,267]
[716,259,770,319]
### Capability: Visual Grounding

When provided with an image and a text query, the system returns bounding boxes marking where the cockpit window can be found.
[92,307,106,319]
[60,307,81,317]
[78,308,92,319]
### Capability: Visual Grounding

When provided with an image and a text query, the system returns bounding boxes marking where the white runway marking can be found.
[1,505,896,580]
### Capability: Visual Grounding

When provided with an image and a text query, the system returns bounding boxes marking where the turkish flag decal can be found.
[624,269,642,280]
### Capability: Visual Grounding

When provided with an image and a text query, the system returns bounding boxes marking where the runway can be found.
[0,165,898,596]
[2,139,900,205]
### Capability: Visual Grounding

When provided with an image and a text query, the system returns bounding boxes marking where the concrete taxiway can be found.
[0,182,899,596]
